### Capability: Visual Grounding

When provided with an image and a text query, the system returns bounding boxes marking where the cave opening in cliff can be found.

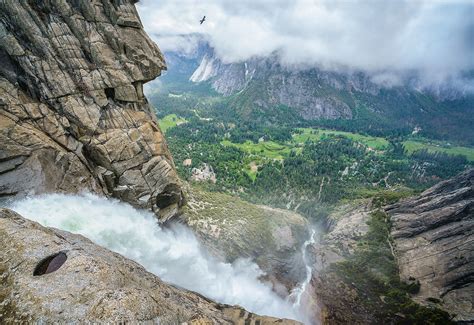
[33,252,68,276]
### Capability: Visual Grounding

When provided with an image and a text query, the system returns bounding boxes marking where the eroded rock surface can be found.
[310,170,473,324]
[387,168,474,322]
[0,208,300,324]
[0,0,183,220]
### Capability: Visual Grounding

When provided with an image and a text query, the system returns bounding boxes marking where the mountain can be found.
[187,47,474,145]
[162,39,210,84]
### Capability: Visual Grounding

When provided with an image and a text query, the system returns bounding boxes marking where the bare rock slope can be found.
[387,168,474,322]
[0,208,300,324]
[0,0,183,221]
[183,186,310,292]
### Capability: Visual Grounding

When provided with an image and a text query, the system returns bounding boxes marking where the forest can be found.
[151,91,472,223]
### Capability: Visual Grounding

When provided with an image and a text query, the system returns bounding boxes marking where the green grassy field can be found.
[221,127,391,162]
[158,114,187,133]
[403,140,474,162]
[221,140,292,160]
[292,128,390,150]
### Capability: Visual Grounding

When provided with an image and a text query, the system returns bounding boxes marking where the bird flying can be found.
[200,16,206,25]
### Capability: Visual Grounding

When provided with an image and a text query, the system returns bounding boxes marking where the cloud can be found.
[136,0,474,86]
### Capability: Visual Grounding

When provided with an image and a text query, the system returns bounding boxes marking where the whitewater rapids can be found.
[8,193,308,322]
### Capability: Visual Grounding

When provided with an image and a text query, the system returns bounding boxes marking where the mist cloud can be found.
[137,0,474,87]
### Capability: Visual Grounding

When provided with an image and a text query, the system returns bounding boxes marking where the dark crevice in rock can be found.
[0,155,28,164]
[0,191,18,198]
[441,271,474,297]
[105,87,115,100]
[26,0,52,24]
[33,252,67,276]
[0,48,41,102]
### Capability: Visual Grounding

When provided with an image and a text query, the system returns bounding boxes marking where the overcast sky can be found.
[137,0,473,86]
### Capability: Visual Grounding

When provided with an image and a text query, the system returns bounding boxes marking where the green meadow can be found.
[158,114,187,133]
[403,140,474,162]
[292,128,390,150]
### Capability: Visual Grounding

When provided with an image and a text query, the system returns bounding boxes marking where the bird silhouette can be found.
[200,16,206,25]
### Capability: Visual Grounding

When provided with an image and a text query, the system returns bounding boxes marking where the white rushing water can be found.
[289,229,316,307]
[9,193,306,322]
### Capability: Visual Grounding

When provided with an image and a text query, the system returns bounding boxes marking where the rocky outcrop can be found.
[309,170,473,324]
[0,208,300,324]
[191,163,217,183]
[387,168,474,322]
[0,0,183,221]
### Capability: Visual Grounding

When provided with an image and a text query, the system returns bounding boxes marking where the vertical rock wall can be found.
[0,0,184,220]
[388,169,474,322]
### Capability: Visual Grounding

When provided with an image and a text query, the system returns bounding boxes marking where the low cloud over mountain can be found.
[137,0,473,90]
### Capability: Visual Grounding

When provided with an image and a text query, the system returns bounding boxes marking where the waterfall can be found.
[289,228,317,308]
[7,193,307,322]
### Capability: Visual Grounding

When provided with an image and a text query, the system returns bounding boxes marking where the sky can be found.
[136,0,474,88]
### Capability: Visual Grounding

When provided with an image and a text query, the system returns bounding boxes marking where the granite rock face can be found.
[0,0,183,221]
[0,208,300,324]
[387,168,474,322]
[190,52,352,120]
[310,170,473,323]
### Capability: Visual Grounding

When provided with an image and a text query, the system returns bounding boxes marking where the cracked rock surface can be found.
[387,168,474,322]
[0,0,183,221]
[0,208,300,324]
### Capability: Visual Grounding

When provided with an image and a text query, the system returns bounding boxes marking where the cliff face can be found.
[309,170,473,324]
[387,169,474,322]
[0,0,183,221]
[190,52,353,120]
[309,202,378,324]
[188,48,474,144]
[0,208,300,324]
